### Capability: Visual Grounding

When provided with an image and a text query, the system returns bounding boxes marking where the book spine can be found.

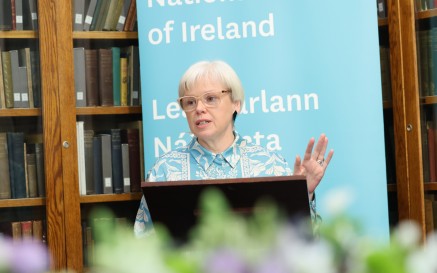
[121,143,130,193]
[2,51,15,108]
[112,47,121,106]
[35,143,45,197]
[0,50,5,109]
[0,133,11,199]
[7,132,26,199]
[0,0,13,30]
[100,134,113,194]
[74,48,87,107]
[93,136,103,194]
[26,152,38,198]
[84,130,95,195]
[98,48,114,106]
[85,49,99,106]
[110,129,123,194]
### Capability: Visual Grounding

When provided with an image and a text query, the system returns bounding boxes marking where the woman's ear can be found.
[234,100,241,113]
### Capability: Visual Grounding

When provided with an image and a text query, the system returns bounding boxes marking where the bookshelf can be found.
[1,0,434,271]
[1,0,141,272]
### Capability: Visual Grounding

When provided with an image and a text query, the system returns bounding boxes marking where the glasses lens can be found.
[203,93,220,106]
[181,97,196,110]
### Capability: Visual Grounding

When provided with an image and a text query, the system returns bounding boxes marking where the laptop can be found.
[141,175,311,242]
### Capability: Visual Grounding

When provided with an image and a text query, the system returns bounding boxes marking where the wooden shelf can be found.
[79,192,142,203]
[0,198,46,208]
[421,95,437,105]
[417,8,437,19]
[424,182,437,191]
[73,31,138,39]
[0,108,41,117]
[0,31,38,38]
[76,106,142,115]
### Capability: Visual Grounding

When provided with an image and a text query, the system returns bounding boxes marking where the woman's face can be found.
[183,79,241,151]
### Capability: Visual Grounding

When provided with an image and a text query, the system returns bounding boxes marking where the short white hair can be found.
[178,60,245,106]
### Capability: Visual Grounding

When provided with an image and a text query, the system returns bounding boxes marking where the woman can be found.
[134,60,334,237]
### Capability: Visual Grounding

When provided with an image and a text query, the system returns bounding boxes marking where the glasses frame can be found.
[178,90,232,112]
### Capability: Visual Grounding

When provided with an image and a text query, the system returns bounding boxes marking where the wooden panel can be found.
[37,0,66,270]
[388,0,425,237]
[55,0,83,271]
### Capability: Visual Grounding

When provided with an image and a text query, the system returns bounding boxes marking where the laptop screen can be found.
[141,175,311,242]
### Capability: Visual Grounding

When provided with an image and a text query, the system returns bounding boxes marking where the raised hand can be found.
[293,133,334,199]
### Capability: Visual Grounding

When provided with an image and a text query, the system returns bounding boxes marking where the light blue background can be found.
[137,0,389,239]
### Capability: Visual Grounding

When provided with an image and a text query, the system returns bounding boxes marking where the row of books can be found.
[0,220,46,242]
[417,28,437,97]
[73,0,137,32]
[0,47,42,109]
[73,45,141,107]
[416,0,437,12]
[76,121,144,196]
[0,0,38,31]
[0,132,45,200]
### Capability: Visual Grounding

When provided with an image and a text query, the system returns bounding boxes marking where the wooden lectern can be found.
[141,175,311,242]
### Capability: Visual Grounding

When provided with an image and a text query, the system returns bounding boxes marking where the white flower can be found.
[393,221,421,249]
[322,188,354,216]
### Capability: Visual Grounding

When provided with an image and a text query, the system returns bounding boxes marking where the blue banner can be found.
[137,0,389,239]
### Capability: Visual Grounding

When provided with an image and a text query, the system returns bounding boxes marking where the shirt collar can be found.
[188,131,243,170]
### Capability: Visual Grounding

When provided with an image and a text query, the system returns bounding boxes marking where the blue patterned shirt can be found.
[134,132,315,237]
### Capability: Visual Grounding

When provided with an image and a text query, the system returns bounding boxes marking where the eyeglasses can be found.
[178,90,232,112]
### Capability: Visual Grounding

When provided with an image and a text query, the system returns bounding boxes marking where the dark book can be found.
[93,135,103,194]
[115,0,131,31]
[119,120,144,182]
[101,129,123,194]
[84,49,99,106]
[123,0,136,31]
[26,152,38,198]
[377,0,387,18]
[23,0,37,30]
[98,48,114,106]
[84,129,95,195]
[0,0,13,30]
[2,51,15,108]
[73,0,85,31]
[14,0,24,30]
[120,128,140,192]
[83,0,98,31]
[30,49,41,108]
[74,47,87,107]
[121,143,130,193]
[100,134,113,194]
[11,0,16,30]
[35,143,45,197]
[112,47,121,106]
[0,133,11,199]
[89,0,103,31]
[0,50,5,109]
[10,49,30,108]
[7,132,26,199]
